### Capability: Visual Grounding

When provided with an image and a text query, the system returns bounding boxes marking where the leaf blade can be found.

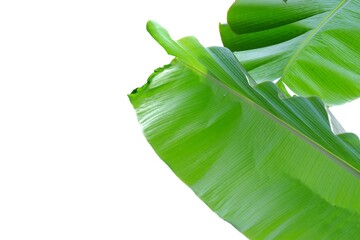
[130,21,360,239]
[221,0,360,105]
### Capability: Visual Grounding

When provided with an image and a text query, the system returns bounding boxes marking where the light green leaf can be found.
[220,0,360,105]
[130,21,360,239]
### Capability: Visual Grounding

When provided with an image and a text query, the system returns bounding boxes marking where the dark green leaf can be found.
[220,0,360,105]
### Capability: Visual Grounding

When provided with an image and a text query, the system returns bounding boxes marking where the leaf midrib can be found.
[177,58,360,179]
[282,0,350,78]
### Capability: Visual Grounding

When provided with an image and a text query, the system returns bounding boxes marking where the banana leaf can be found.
[220,0,360,105]
[129,21,360,239]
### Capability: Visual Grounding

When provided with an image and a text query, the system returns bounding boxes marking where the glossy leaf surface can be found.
[130,21,360,239]
[220,0,360,105]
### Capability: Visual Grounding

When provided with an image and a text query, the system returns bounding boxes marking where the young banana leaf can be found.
[129,21,360,239]
[220,0,360,105]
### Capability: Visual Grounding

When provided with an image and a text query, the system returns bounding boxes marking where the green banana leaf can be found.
[129,21,360,239]
[220,0,360,105]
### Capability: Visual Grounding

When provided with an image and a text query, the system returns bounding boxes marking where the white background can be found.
[0,0,358,239]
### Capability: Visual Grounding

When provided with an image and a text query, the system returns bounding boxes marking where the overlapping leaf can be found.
[129,21,360,239]
[220,0,360,105]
